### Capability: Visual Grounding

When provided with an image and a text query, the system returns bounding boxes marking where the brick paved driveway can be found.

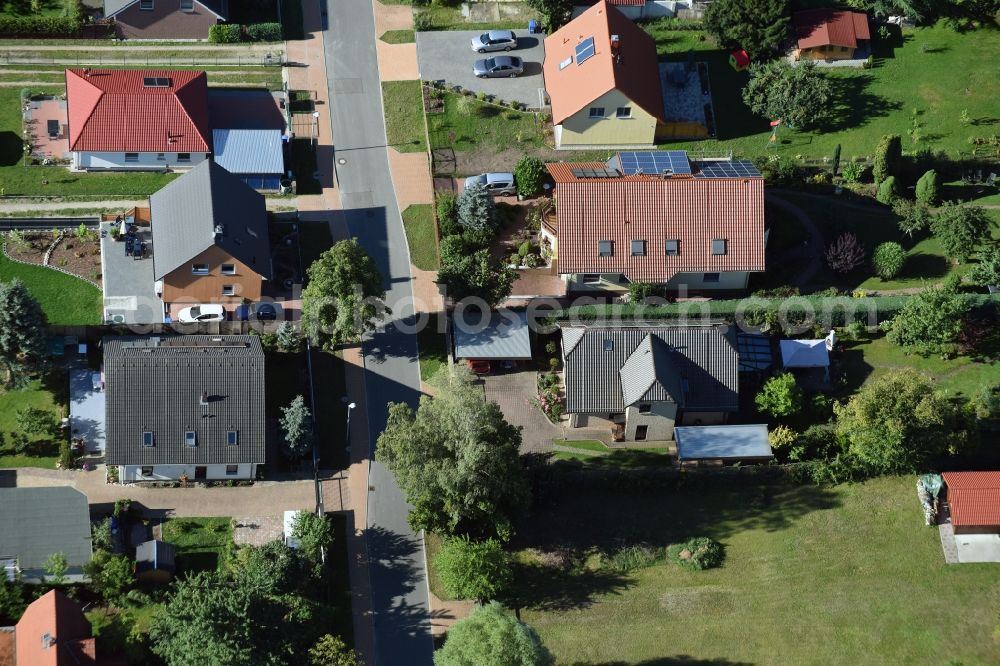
[481,370,559,453]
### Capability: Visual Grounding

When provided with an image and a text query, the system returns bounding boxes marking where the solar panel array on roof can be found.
[617,151,692,176]
[571,167,620,179]
[575,37,596,65]
[694,160,762,178]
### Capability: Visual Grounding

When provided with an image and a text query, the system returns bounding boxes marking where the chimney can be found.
[199,391,209,406]
[214,224,224,240]
[42,633,55,649]
[610,35,621,64]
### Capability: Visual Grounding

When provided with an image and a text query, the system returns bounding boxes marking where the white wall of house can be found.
[624,401,677,441]
[571,0,690,20]
[72,151,208,171]
[666,271,750,292]
[118,463,257,482]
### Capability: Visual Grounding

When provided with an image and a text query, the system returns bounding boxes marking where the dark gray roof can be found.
[103,335,266,466]
[561,324,740,413]
[0,487,92,572]
[135,539,176,572]
[453,310,532,360]
[150,160,272,281]
[104,0,228,18]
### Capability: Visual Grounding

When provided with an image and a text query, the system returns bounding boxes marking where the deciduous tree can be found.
[376,366,529,538]
[435,602,553,666]
[437,247,516,308]
[742,60,833,130]
[891,198,932,238]
[967,245,1000,287]
[754,372,804,418]
[704,0,791,61]
[44,552,68,585]
[434,536,512,603]
[930,202,993,263]
[301,238,387,347]
[513,155,546,198]
[882,279,970,354]
[84,550,134,603]
[308,634,361,666]
[835,368,965,473]
[292,511,334,577]
[825,232,866,273]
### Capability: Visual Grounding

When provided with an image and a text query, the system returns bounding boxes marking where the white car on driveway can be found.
[177,304,226,323]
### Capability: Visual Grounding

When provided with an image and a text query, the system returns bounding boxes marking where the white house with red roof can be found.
[545,150,766,294]
[65,68,211,171]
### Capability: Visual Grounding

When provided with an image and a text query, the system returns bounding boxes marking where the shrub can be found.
[768,424,796,450]
[548,357,559,371]
[972,383,999,420]
[208,23,242,43]
[841,161,866,183]
[434,536,511,602]
[755,372,804,418]
[246,22,282,41]
[930,202,993,263]
[875,176,899,204]
[436,192,459,237]
[967,245,1000,287]
[825,232,865,273]
[604,544,661,572]
[892,198,932,238]
[0,15,80,35]
[872,242,906,280]
[518,241,532,258]
[513,155,545,198]
[628,281,657,303]
[545,341,557,355]
[872,134,901,184]
[667,537,724,571]
[413,11,432,30]
[455,95,474,117]
[915,169,940,206]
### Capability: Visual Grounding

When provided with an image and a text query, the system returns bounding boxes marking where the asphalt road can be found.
[322,1,434,664]
[415,30,547,108]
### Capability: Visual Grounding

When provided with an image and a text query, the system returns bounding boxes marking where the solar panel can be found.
[575,37,596,65]
[142,77,171,88]
[571,168,619,179]
[693,160,761,179]
[616,151,692,176]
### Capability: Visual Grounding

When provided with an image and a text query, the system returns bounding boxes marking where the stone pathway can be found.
[937,502,960,564]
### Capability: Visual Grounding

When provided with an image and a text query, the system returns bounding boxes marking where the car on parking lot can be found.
[473,55,524,78]
[235,302,284,322]
[177,304,226,323]
[470,30,517,53]
[464,172,517,196]
[467,359,491,375]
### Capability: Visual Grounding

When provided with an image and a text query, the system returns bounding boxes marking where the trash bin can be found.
[528,19,538,34]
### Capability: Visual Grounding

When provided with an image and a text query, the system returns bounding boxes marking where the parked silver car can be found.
[470,30,517,53]
[473,55,524,79]
[464,172,517,196]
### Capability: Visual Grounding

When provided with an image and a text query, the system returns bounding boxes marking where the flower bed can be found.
[6,229,102,286]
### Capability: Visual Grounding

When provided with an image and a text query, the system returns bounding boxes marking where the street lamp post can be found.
[344,401,356,455]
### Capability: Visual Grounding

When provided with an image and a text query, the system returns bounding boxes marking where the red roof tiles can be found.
[942,471,1000,527]
[794,9,871,50]
[66,69,210,153]
[543,1,664,125]
[15,590,96,666]
[547,161,765,283]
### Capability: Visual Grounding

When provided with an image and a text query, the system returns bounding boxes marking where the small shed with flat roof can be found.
[675,424,772,464]
[452,310,532,361]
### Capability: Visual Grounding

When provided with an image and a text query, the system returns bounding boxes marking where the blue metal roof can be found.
[674,424,773,460]
[212,129,284,175]
[453,310,532,360]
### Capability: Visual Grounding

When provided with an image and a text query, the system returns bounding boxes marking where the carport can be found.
[674,424,773,465]
[415,30,547,109]
[69,367,105,454]
[453,309,532,365]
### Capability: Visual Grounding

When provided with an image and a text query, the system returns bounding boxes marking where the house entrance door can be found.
[194,466,207,480]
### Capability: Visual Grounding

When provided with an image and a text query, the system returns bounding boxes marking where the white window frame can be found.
[180,0,193,10]
[559,56,573,70]
[220,263,236,275]
[227,431,238,446]
[184,431,197,447]
[588,107,605,119]
[222,284,236,296]
[191,263,209,275]
[140,466,153,476]
[142,431,154,447]
[582,274,601,284]
[616,107,632,119]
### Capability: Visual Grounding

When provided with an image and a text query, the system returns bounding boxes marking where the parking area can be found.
[99,221,163,325]
[481,370,560,454]
[415,30,547,109]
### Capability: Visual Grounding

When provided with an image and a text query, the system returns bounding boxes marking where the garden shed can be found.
[135,539,176,585]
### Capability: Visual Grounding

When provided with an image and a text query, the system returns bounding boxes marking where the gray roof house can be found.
[103,336,266,480]
[150,159,273,283]
[560,324,740,442]
[0,487,93,584]
[105,0,229,40]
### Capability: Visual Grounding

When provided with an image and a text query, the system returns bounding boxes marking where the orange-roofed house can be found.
[544,1,686,149]
[14,590,96,666]
[942,471,1000,535]
[792,9,871,61]
[544,150,765,294]
[65,68,211,171]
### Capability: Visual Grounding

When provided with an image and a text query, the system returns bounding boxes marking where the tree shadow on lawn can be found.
[898,252,950,280]
[940,182,1000,203]
[0,131,23,167]
[817,74,902,134]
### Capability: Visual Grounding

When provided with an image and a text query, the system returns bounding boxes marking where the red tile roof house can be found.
[544,151,766,294]
[14,590,97,666]
[65,69,211,171]
[792,9,871,62]
[104,0,228,41]
[942,471,1000,535]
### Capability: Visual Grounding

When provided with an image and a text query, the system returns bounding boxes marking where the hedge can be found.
[554,294,1000,328]
[0,15,81,35]
[208,23,241,43]
[246,22,282,41]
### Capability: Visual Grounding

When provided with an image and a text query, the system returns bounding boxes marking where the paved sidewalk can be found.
[388,148,434,212]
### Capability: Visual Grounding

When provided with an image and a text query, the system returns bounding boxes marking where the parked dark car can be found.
[236,302,284,322]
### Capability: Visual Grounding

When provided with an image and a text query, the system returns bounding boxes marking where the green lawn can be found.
[402,204,438,270]
[381,80,426,153]
[379,29,414,44]
[417,313,447,382]
[0,0,65,17]
[839,334,999,401]
[161,517,233,576]
[515,475,1000,665]
[416,4,524,31]
[427,90,544,153]
[553,439,608,452]
[0,243,102,324]
[642,22,1000,161]
[0,375,65,468]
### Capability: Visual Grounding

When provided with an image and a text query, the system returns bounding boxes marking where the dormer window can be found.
[142,431,154,447]
[180,0,193,10]
[184,431,197,447]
